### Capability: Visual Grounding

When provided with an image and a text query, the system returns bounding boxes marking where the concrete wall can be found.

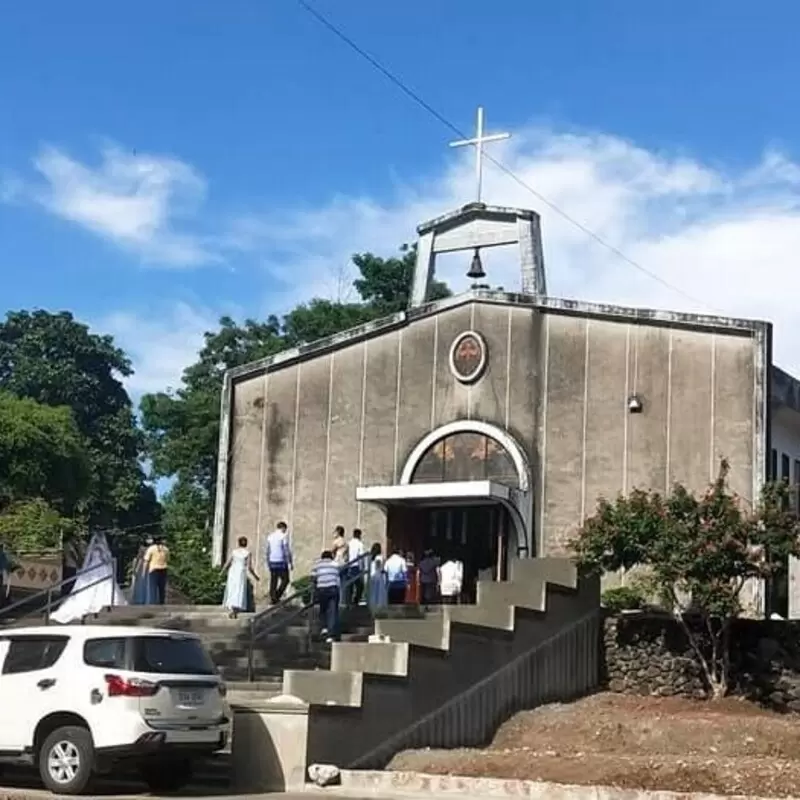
[224,301,540,581]
[222,296,764,584]
[539,313,759,555]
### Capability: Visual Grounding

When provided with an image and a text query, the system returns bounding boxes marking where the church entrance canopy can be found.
[356,479,514,506]
[356,420,533,560]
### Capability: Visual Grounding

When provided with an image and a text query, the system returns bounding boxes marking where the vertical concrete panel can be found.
[583,319,628,519]
[668,331,714,492]
[713,334,755,499]
[542,313,587,554]
[507,307,539,553]
[507,308,538,451]
[227,378,266,553]
[361,331,400,540]
[470,304,510,425]
[432,305,472,427]
[260,366,298,574]
[395,317,435,477]
[325,342,367,537]
[626,325,670,493]
[292,356,332,568]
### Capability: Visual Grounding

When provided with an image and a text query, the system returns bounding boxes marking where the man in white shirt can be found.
[265,521,293,604]
[384,550,408,605]
[439,554,463,604]
[345,528,366,606]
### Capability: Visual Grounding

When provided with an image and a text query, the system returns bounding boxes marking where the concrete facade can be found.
[212,289,771,584]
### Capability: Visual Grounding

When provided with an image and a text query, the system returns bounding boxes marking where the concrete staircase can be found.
[282,558,601,770]
[88,602,377,682]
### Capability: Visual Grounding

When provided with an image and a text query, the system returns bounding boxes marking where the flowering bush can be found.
[571,460,800,698]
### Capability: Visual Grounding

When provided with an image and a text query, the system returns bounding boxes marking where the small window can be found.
[772,449,778,480]
[84,638,127,669]
[131,636,215,676]
[782,454,791,482]
[2,636,68,675]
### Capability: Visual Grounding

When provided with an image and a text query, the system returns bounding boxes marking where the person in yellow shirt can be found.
[143,536,170,605]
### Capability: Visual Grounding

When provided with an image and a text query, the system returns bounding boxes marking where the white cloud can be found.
[97,302,218,396]
[97,126,800,394]
[26,144,213,266]
[230,128,800,375]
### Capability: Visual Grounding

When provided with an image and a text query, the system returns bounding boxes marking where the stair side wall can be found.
[305,572,599,767]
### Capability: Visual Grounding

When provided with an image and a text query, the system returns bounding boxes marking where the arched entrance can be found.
[356,421,533,602]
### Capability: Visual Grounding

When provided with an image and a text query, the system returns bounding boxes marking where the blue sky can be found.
[3,0,800,395]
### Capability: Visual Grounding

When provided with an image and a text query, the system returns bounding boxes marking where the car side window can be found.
[84,638,127,669]
[2,637,69,675]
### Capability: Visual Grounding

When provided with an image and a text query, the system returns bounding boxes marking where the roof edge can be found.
[226,290,771,385]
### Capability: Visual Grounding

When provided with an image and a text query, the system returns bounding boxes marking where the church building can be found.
[211,115,800,618]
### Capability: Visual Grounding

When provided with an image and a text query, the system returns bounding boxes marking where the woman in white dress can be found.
[222,536,260,618]
[367,542,388,611]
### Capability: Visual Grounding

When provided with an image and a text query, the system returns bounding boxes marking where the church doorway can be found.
[386,503,511,603]
[356,420,533,603]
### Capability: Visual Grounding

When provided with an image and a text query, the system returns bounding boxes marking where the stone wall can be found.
[604,612,800,710]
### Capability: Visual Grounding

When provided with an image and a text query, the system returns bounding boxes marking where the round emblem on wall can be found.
[449,330,487,384]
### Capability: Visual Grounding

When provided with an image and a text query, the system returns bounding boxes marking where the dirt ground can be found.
[389,693,800,797]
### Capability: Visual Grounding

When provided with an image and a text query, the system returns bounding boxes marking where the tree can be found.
[160,483,225,604]
[571,460,800,699]
[0,310,156,528]
[0,392,90,516]
[0,498,82,552]
[353,245,450,314]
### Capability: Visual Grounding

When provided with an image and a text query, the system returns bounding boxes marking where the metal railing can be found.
[0,557,118,626]
[246,551,371,681]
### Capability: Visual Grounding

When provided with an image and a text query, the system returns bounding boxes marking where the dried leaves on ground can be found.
[389,693,800,797]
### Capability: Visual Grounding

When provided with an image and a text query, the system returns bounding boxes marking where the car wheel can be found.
[38,725,94,795]
[139,758,194,793]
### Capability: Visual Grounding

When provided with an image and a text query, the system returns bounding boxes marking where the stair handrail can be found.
[246,551,371,681]
[0,556,118,626]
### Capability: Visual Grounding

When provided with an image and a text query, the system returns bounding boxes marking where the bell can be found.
[466,248,486,280]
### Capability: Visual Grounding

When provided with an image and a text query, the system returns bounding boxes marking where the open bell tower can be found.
[409,201,547,307]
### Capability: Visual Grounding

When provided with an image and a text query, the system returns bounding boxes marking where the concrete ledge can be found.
[311,769,786,800]
[284,669,363,707]
[331,641,409,676]
[444,603,515,631]
[375,617,450,650]
[511,557,577,589]
[476,578,547,611]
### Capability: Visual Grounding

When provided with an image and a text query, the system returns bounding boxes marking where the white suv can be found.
[0,625,230,795]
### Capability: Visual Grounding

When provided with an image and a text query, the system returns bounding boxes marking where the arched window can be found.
[411,432,520,488]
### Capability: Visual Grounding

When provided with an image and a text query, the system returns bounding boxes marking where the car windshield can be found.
[131,635,216,676]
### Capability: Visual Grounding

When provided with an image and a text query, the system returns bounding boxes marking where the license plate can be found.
[176,690,204,707]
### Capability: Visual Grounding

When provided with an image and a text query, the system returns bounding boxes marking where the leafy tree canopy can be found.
[0,498,83,552]
[0,310,157,529]
[0,391,90,516]
[571,460,800,698]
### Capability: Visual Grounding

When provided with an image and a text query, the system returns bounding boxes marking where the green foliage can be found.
[290,575,314,604]
[0,310,157,529]
[0,392,90,515]
[160,484,225,604]
[601,585,646,612]
[572,460,800,697]
[0,498,83,552]
[352,245,450,314]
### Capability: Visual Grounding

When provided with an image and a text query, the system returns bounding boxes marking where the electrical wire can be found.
[296,0,718,313]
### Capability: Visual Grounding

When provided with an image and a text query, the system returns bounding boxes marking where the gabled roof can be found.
[225,288,770,385]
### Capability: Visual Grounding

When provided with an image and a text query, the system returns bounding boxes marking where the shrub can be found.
[602,585,645,612]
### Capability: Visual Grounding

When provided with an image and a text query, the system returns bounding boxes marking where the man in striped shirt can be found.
[311,549,341,643]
